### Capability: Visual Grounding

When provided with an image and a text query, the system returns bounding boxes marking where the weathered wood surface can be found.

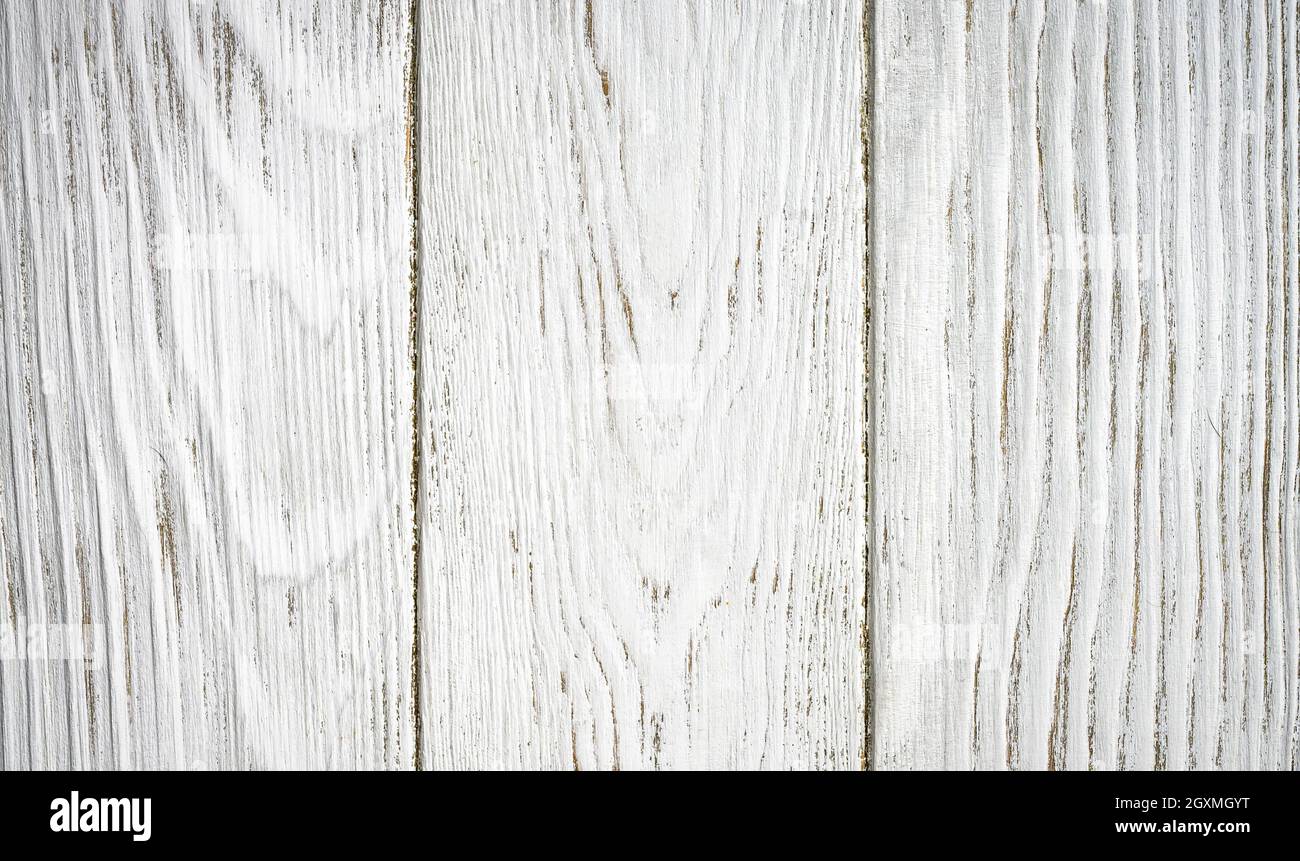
[872,0,1299,769]
[0,0,866,771]
[0,0,416,768]
[3,0,1297,772]
[413,0,868,770]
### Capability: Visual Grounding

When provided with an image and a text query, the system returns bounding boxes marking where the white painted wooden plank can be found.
[872,0,1300,770]
[0,0,416,768]
[414,0,868,770]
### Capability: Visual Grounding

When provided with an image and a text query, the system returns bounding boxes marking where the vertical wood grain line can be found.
[861,0,875,772]
[405,0,425,771]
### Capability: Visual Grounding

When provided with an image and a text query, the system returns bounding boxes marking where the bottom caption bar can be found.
[0,771,1289,848]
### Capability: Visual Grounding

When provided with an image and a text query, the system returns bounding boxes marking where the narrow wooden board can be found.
[414,0,868,769]
[0,0,416,768]
[871,0,1300,770]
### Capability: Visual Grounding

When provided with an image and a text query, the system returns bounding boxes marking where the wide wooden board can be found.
[0,0,416,769]
[413,0,868,770]
[871,0,1299,770]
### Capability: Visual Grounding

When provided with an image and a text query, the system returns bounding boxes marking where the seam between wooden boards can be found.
[405,0,425,771]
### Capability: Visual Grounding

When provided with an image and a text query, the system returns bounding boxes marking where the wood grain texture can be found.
[0,0,416,768]
[5,0,1296,774]
[414,0,868,769]
[872,0,1300,770]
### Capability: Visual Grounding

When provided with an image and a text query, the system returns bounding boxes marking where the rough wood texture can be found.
[414,0,868,769]
[0,0,416,768]
[872,0,1300,769]
[4,0,1296,773]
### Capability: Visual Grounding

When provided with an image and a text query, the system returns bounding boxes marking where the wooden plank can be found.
[414,0,868,769]
[871,0,1300,769]
[0,0,416,768]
